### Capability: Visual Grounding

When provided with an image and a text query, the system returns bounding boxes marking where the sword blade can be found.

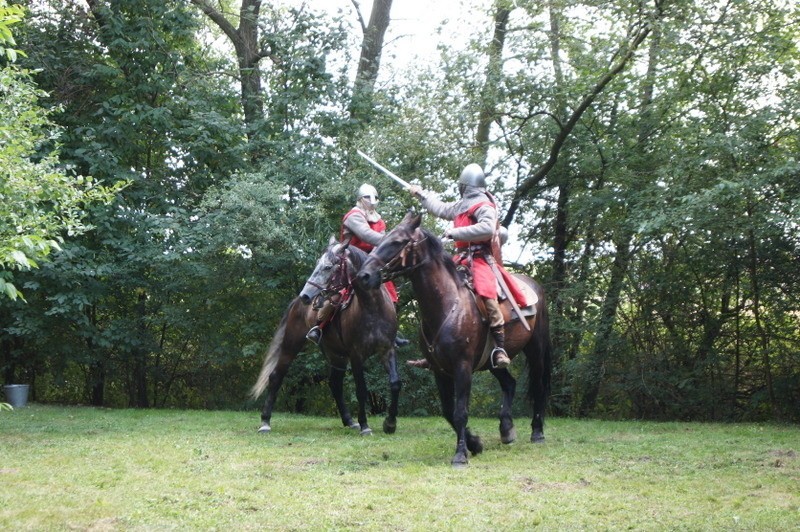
[487,258,531,331]
[356,150,412,189]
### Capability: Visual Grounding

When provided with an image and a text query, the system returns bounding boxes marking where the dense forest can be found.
[1,0,798,421]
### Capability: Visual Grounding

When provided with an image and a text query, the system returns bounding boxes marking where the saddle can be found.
[453,266,538,370]
[311,286,355,328]
[456,265,538,324]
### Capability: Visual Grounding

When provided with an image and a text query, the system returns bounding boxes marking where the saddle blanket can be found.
[498,273,538,321]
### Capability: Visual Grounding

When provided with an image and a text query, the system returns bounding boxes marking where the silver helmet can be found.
[458,163,486,196]
[357,183,379,209]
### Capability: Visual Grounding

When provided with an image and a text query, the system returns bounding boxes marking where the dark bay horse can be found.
[357,213,552,466]
[251,238,402,436]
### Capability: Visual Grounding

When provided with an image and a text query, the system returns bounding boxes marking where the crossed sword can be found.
[357,150,530,331]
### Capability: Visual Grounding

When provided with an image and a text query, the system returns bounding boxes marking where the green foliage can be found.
[0,0,24,61]
[0,64,120,300]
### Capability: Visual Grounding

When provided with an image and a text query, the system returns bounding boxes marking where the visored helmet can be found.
[458,163,486,196]
[357,183,379,209]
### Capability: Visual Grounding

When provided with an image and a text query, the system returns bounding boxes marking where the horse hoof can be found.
[383,418,397,434]
[257,424,271,434]
[531,432,545,443]
[346,421,360,430]
[501,427,517,444]
[360,427,373,436]
[467,435,484,456]
[451,455,469,468]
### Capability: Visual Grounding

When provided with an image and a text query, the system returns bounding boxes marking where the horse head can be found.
[299,236,352,304]
[357,211,425,291]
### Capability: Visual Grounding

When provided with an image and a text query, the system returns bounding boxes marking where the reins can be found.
[371,232,429,283]
[311,249,355,311]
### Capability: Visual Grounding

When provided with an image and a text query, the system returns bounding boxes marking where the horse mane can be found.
[418,228,462,282]
[325,242,368,272]
[345,245,368,270]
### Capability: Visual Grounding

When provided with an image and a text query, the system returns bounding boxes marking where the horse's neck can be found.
[410,260,469,324]
[350,264,389,311]
[351,284,382,310]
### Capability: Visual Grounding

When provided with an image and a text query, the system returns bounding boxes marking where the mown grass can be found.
[1,405,798,530]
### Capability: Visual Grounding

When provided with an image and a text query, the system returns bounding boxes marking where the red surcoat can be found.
[341,209,398,303]
[453,201,527,307]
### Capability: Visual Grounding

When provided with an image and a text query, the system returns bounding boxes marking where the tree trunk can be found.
[190,0,266,156]
[348,0,394,124]
[746,214,775,415]
[576,229,633,416]
[89,360,105,406]
[87,306,105,406]
[474,3,510,165]
[133,291,149,408]
[576,20,661,416]
[546,0,571,339]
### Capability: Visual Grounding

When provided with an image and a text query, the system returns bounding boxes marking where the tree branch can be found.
[351,0,367,33]
[189,0,241,47]
[502,21,653,227]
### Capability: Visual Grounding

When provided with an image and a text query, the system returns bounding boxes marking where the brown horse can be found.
[357,212,552,466]
[251,238,401,436]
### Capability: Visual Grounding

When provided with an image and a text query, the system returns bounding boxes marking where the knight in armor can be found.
[306,184,409,347]
[407,164,527,369]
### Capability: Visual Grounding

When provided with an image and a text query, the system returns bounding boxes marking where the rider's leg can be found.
[307,300,334,344]
[485,298,511,368]
[393,303,410,347]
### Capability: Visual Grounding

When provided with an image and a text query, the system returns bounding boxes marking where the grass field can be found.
[1,405,798,530]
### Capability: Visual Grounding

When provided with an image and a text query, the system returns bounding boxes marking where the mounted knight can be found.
[306,183,407,347]
[407,163,528,369]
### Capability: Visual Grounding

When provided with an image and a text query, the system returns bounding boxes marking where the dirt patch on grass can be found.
[768,449,796,468]
[519,476,591,492]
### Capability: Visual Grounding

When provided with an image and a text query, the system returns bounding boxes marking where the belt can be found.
[455,244,489,253]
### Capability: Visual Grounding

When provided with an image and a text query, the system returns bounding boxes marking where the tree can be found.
[0,2,117,301]
[348,0,394,124]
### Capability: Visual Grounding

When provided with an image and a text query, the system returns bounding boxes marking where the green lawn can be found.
[1,405,798,530]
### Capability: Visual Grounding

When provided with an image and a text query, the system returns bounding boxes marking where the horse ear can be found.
[329,235,337,246]
[341,237,351,251]
[403,210,422,229]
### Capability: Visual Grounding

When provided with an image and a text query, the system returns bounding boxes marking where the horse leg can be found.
[434,370,482,464]
[350,361,372,436]
[525,342,547,443]
[382,348,401,435]
[259,356,293,433]
[452,362,479,466]
[328,365,359,429]
[490,367,517,444]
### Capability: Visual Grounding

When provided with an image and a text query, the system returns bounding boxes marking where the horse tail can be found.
[526,288,553,404]
[250,305,291,399]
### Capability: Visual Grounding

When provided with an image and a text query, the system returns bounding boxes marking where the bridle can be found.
[307,249,354,308]
[368,230,429,283]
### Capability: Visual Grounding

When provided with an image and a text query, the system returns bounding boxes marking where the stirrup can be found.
[306,326,322,345]
[491,347,510,369]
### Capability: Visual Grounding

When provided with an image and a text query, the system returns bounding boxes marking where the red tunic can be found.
[341,209,398,303]
[453,202,527,307]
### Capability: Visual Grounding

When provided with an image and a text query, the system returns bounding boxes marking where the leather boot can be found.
[490,326,511,369]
